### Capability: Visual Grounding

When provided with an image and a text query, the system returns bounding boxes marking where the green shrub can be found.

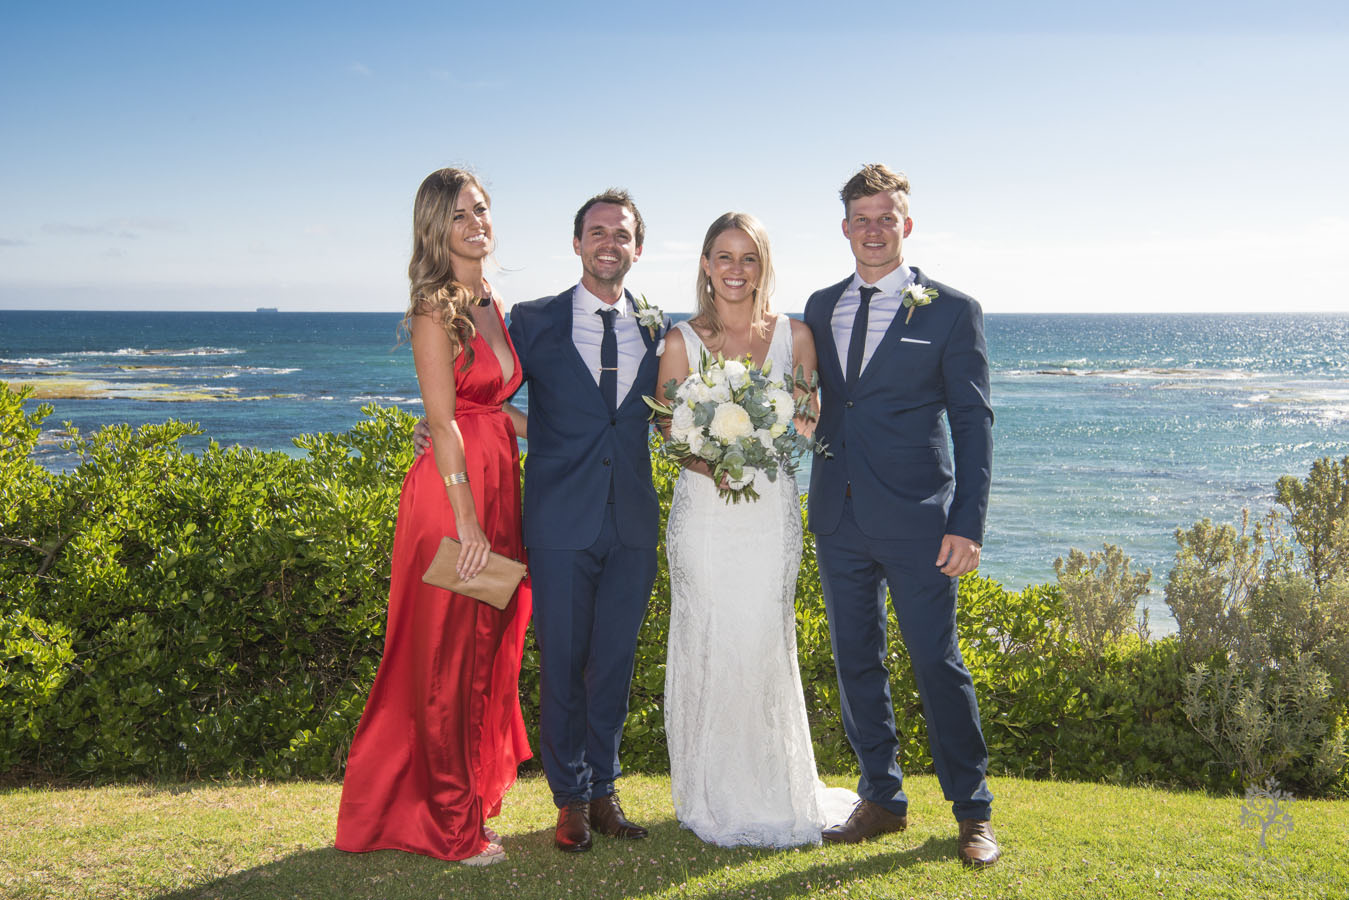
[3,380,1344,796]
[1165,516,1263,664]
[0,383,407,778]
[1053,543,1152,658]
[1165,457,1349,796]
[1275,455,1349,591]
[1183,655,1346,794]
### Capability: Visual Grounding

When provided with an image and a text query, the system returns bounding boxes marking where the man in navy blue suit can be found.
[505,190,667,853]
[804,164,1000,866]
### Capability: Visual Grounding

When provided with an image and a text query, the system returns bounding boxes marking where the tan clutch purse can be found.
[422,537,527,610]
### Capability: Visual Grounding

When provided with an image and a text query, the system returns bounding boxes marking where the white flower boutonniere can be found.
[901,284,938,325]
[633,294,665,339]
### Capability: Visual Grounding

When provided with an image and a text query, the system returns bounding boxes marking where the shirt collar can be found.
[849,264,914,297]
[575,282,630,317]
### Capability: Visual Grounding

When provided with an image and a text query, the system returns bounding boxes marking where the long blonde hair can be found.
[401,168,489,366]
[692,212,776,346]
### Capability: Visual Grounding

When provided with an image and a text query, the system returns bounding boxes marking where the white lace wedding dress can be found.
[663,315,857,848]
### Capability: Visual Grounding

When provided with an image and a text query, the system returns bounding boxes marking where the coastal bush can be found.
[1275,455,1349,591]
[1053,543,1152,659]
[2,382,1345,796]
[1166,457,1349,796]
[1165,516,1263,664]
[0,383,405,778]
[1183,655,1344,793]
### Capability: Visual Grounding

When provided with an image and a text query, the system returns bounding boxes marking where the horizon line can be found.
[4,307,1348,317]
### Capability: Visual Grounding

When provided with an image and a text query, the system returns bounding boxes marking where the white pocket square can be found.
[900,337,931,345]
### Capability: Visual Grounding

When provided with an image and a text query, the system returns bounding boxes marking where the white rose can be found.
[710,381,732,403]
[722,359,750,389]
[706,367,728,387]
[754,428,775,451]
[770,422,787,437]
[708,402,753,443]
[770,390,794,425]
[671,403,695,437]
[686,431,705,456]
[684,380,713,405]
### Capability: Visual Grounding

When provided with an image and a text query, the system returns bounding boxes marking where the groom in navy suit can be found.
[506,190,667,853]
[805,165,1000,866]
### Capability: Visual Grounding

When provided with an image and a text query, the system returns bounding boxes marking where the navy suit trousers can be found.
[528,502,656,808]
[815,498,993,821]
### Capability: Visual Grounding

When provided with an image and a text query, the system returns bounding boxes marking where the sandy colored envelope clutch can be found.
[421,537,527,610]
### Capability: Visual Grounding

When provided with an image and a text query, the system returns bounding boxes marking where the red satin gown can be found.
[335,307,531,861]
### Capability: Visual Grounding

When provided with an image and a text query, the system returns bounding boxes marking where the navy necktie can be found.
[598,307,618,412]
[846,286,880,386]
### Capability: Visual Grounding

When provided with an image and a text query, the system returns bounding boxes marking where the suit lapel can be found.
[814,276,851,388]
[859,267,932,384]
[618,289,660,410]
[548,288,608,409]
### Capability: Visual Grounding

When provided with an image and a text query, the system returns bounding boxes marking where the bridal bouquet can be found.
[644,348,826,504]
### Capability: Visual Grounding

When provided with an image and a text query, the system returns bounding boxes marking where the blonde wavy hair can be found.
[692,212,776,346]
[400,168,490,367]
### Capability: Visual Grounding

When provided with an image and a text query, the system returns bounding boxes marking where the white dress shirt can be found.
[830,264,916,378]
[571,282,647,406]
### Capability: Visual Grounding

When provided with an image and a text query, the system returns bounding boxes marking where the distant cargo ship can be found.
[256,307,279,313]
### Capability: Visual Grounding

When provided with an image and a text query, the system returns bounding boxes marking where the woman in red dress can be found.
[335,168,531,866]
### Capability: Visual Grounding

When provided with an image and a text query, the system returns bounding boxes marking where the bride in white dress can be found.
[657,212,857,847]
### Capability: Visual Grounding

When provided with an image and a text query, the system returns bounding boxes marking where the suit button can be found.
[603,458,611,466]
[845,400,854,408]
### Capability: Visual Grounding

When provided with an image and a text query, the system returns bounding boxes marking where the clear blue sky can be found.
[2,1,1346,314]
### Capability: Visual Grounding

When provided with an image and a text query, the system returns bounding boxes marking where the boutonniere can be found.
[634,294,665,339]
[901,283,938,324]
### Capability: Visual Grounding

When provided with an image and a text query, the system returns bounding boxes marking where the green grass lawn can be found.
[2,772,1345,899]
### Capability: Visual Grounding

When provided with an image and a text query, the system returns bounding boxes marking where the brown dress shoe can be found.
[589,792,648,839]
[821,800,909,844]
[957,819,1001,867]
[555,801,592,852]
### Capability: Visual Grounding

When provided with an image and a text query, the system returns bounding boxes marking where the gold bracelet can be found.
[443,472,469,487]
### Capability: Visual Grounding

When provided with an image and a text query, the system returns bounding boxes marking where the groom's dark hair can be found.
[840,164,911,217]
[573,189,646,248]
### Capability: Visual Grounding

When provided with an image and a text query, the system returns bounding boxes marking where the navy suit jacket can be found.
[804,267,993,544]
[508,287,666,551]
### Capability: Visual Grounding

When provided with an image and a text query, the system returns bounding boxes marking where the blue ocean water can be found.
[4,309,1348,630]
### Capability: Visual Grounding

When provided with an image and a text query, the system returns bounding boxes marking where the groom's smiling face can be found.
[575,202,643,292]
[842,191,913,281]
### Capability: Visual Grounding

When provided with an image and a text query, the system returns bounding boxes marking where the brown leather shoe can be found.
[821,800,909,844]
[554,801,592,852]
[957,819,1001,867]
[589,792,648,839]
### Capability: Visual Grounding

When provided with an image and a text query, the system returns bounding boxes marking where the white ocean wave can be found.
[351,395,422,405]
[57,346,244,358]
[1029,366,1259,381]
[0,357,62,366]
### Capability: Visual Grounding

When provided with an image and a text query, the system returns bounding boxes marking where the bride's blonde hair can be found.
[401,168,489,367]
[691,212,775,347]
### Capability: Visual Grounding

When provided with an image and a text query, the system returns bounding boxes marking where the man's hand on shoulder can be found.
[412,418,431,456]
[936,534,981,577]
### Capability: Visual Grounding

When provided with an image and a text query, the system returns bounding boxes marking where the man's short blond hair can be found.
[840,164,910,217]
